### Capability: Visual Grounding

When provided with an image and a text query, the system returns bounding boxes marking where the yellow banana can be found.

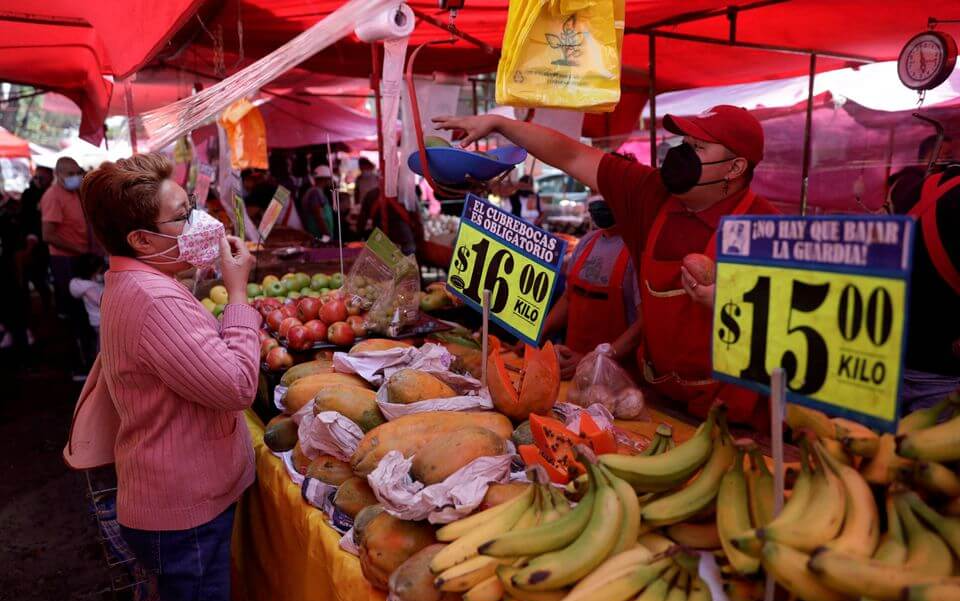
[641,433,736,527]
[436,555,510,592]
[786,404,843,439]
[897,413,960,463]
[843,435,881,458]
[903,580,960,601]
[716,447,760,575]
[437,485,535,542]
[902,490,960,559]
[896,493,954,578]
[913,462,960,497]
[495,566,566,601]
[635,566,678,601]
[761,541,848,601]
[600,405,723,492]
[637,532,677,555]
[565,546,656,598]
[511,462,623,590]
[665,571,689,601]
[665,521,722,550]
[833,417,880,442]
[898,396,955,435]
[687,578,710,601]
[600,466,641,555]
[861,433,913,486]
[463,575,505,601]
[745,446,775,527]
[806,547,945,600]
[821,442,879,557]
[431,487,535,573]
[945,496,960,517]
[723,578,764,601]
[559,557,671,601]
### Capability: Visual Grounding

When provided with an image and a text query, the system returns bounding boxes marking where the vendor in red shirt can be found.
[435,106,778,426]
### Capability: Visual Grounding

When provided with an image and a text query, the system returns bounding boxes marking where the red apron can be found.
[637,190,765,425]
[910,173,960,296]
[565,233,632,354]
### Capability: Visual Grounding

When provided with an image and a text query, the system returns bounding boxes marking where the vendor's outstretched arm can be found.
[432,115,603,190]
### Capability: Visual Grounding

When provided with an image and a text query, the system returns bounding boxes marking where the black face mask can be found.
[660,142,736,195]
[588,201,615,229]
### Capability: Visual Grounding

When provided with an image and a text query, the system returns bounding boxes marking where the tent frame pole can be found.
[800,53,816,216]
[648,33,657,167]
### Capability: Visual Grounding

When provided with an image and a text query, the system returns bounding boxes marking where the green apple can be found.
[287,291,301,300]
[294,273,311,291]
[283,278,300,293]
[281,272,297,282]
[246,283,263,297]
[201,298,217,313]
[266,281,286,297]
[213,303,225,317]
[311,273,330,290]
[209,285,229,305]
[304,290,321,298]
[262,274,280,288]
[299,287,313,295]
[319,287,330,294]
[329,273,343,289]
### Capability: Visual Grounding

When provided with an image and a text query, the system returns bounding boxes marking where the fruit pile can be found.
[200,272,343,317]
[420,282,463,313]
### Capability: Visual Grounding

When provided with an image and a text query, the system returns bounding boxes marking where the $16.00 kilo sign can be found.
[712,215,915,432]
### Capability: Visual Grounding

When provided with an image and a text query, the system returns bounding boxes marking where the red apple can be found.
[304,320,328,343]
[266,346,294,371]
[346,297,364,316]
[320,299,348,325]
[328,321,356,346]
[279,317,303,339]
[297,297,321,322]
[346,315,367,338]
[257,328,271,343]
[287,325,314,351]
[280,305,298,320]
[267,309,286,332]
[260,336,279,359]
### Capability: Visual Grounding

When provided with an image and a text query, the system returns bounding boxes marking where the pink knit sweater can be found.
[100,257,262,531]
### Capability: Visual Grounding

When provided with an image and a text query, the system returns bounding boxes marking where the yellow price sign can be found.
[712,215,914,432]
[447,195,566,345]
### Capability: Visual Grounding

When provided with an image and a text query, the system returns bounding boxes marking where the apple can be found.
[329,273,344,289]
[319,287,331,295]
[262,274,280,287]
[297,297,321,322]
[294,273,311,291]
[287,325,314,351]
[266,309,285,332]
[209,285,229,305]
[346,315,367,338]
[266,346,294,371]
[281,272,298,282]
[287,291,302,300]
[303,290,322,298]
[201,298,217,313]
[311,273,330,290]
[304,320,328,343]
[346,296,364,316]
[320,299,348,324]
[261,336,279,359]
[299,287,313,296]
[257,328,272,343]
[213,303,225,317]
[266,281,286,297]
[247,283,263,298]
[279,317,302,339]
[328,321,356,346]
[282,278,300,293]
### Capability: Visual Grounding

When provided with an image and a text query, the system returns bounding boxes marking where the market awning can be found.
[0,127,30,158]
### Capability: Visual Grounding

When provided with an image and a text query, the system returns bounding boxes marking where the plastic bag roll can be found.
[355,3,415,42]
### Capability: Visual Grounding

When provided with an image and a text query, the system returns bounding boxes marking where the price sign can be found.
[447,195,567,345]
[258,185,290,241]
[712,215,915,432]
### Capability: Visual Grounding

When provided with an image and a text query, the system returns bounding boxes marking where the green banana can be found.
[717,447,760,575]
[898,396,954,435]
[600,466,641,555]
[635,566,678,601]
[897,412,960,463]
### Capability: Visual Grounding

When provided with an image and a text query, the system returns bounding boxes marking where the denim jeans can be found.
[120,504,235,601]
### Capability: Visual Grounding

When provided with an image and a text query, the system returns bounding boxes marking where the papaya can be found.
[519,444,571,484]
[481,482,532,510]
[359,512,436,590]
[411,427,508,485]
[280,358,334,386]
[305,455,353,485]
[313,384,385,432]
[444,342,483,379]
[333,476,379,518]
[385,369,457,405]
[291,442,311,475]
[349,339,412,355]
[351,411,514,476]
[353,504,385,546]
[389,544,459,601]
[281,372,370,415]
[263,417,298,452]
[486,338,559,421]
[578,413,617,455]
[512,420,533,447]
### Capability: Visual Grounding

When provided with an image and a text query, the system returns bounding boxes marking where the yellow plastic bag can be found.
[496,0,624,112]
[219,98,268,171]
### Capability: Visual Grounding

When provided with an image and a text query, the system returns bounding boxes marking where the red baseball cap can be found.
[663,105,764,164]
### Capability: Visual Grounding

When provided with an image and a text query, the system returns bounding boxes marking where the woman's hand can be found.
[432,115,503,148]
[680,265,715,308]
[555,344,584,380]
[220,235,254,304]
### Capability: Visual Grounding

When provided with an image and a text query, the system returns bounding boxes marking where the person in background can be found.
[19,166,53,310]
[889,134,954,215]
[69,254,105,348]
[541,199,643,379]
[435,105,778,428]
[301,165,334,239]
[509,175,543,225]
[0,189,30,361]
[79,153,260,600]
[354,157,379,214]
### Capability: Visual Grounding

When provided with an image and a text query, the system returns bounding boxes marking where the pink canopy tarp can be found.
[0,127,31,158]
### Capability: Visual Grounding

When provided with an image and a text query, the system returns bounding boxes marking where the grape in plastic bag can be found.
[345,229,421,336]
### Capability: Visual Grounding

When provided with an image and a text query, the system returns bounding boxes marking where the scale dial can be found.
[898,31,958,91]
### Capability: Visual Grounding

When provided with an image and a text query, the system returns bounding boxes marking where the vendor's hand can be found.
[555,344,584,380]
[220,235,254,304]
[680,266,715,308]
[432,115,502,148]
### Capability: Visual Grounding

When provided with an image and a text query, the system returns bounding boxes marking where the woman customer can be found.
[79,153,261,601]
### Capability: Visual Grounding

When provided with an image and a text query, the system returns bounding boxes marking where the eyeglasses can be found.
[155,194,197,226]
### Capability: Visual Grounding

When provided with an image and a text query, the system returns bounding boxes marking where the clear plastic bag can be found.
[345,228,420,336]
[567,343,646,419]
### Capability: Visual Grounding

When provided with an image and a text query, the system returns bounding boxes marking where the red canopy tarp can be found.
[0,127,30,158]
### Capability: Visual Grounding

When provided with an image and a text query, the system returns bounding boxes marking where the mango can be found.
[306,455,353,485]
[334,476,379,518]
[264,417,298,452]
[411,427,508,485]
[313,384,384,433]
[385,369,457,405]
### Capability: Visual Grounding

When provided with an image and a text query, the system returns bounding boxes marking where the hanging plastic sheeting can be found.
[137,0,394,151]
[219,99,269,170]
[379,37,411,200]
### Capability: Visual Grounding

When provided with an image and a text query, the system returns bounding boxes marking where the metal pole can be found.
[799,53,817,216]
[648,34,657,167]
[765,366,787,601]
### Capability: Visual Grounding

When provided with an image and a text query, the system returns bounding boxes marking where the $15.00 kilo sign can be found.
[712,215,915,432]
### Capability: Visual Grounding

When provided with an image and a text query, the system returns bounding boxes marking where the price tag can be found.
[446,195,567,345]
[233,194,246,240]
[258,185,290,241]
[712,215,915,432]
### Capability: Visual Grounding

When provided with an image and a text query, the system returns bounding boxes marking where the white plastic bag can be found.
[567,343,646,419]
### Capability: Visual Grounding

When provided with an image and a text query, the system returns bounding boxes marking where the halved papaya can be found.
[518,444,572,484]
[486,338,560,422]
[578,413,617,455]
[529,414,586,480]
